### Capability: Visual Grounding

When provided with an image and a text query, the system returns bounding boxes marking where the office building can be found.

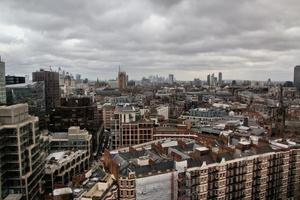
[102,104,115,130]
[218,72,222,85]
[207,74,211,86]
[47,126,92,156]
[109,105,154,149]
[44,150,90,193]
[0,58,6,105]
[6,81,46,128]
[0,104,45,200]
[169,74,174,84]
[181,107,227,121]
[5,75,25,85]
[75,74,81,83]
[48,96,102,154]
[32,69,60,112]
[294,65,300,92]
[104,138,300,200]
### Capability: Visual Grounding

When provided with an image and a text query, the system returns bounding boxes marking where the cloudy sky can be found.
[0,0,299,81]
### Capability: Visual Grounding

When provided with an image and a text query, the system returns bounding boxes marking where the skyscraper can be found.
[218,72,222,85]
[0,104,45,200]
[0,57,6,105]
[207,74,211,86]
[32,69,60,112]
[294,65,300,92]
[168,74,174,84]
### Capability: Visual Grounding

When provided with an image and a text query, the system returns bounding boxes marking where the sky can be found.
[0,0,299,81]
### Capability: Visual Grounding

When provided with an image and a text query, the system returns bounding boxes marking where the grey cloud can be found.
[0,0,299,81]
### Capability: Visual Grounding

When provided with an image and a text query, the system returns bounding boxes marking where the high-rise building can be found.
[117,67,128,90]
[218,72,222,85]
[0,104,45,200]
[207,74,211,86]
[32,69,60,112]
[294,65,300,92]
[75,74,81,83]
[0,58,6,105]
[5,75,26,85]
[168,74,174,84]
[6,81,46,129]
[48,96,102,154]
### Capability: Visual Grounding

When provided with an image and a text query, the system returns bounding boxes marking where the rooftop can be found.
[106,137,300,178]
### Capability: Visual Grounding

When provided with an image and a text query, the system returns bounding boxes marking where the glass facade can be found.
[0,60,6,104]
[6,82,46,128]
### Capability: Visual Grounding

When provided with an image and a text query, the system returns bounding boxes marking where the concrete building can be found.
[0,104,45,200]
[78,170,118,200]
[294,65,300,92]
[108,80,118,89]
[102,105,115,130]
[53,167,118,200]
[44,150,90,193]
[32,69,60,112]
[181,107,227,121]
[47,126,92,157]
[104,138,300,200]
[156,105,169,120]
[0,58,6,105]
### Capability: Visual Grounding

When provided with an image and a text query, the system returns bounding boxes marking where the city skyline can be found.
[0,0,299,81]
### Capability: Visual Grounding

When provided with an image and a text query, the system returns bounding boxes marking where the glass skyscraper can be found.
[0,58,6,105]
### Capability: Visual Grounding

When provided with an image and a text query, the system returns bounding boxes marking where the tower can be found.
[32,69,60,112]
[0,57,6,105]
[294,66,300,92]
[218,72,222,85]
[207,74,211,86]
[117,66,128,90]
[168,74,174,84]
[272,85,286,137]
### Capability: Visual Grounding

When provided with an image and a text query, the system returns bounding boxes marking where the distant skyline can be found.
[0,0,299,81]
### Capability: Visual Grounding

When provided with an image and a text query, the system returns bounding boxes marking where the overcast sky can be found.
[0,0,299,81]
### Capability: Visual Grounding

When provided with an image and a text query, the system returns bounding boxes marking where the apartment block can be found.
[103,138,300,200]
